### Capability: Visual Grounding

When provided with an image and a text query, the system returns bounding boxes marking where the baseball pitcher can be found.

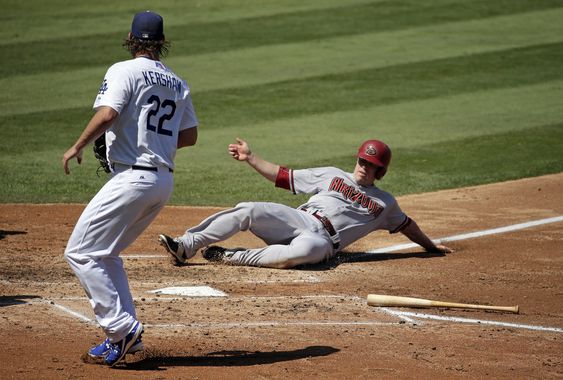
[62,11,198,366]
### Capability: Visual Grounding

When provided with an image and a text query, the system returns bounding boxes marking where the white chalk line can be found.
[368,215,563,253]
[41,296,563,334]
[375,309,419,324]
[123,216,563,259]
[46,300,96,325]
[379,308,563,333]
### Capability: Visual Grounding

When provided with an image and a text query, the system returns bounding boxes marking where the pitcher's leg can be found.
[226,231,333,269]
[107,200,169,322]
[66,252,136,340]
[65,171,171,341]
[64,181,125,332]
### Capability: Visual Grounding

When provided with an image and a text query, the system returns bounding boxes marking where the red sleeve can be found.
[275,167,295,193]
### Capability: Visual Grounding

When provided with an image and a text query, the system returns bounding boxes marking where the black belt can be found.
[113,163,173,173]
[300,207,340,249]
[131,165,173,173]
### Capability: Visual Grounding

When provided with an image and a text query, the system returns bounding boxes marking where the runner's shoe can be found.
[159,234,188,264]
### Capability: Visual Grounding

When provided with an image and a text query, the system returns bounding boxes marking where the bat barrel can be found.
[367,294,519,314]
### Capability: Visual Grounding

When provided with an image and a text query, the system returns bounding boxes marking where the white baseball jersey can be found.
[65,56,198,342]
[276,166,410,249]
[94,57,198,170]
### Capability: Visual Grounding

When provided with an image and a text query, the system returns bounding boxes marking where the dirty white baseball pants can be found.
[65,166,173,342]
[179,202,334,268]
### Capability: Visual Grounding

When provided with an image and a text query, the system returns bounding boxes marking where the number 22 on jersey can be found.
[146,95,176,136]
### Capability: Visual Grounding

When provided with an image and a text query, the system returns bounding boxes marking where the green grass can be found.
[384,123,563,196]
[0,0,562,205]
[3,0,561,78]
[194,42,563,129]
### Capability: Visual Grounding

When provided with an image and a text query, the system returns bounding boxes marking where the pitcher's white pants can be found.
[65,166,173,342]
[179,202,334,269]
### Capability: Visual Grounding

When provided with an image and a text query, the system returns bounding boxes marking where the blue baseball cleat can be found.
[103,321,144,366]
[88,336,144,360]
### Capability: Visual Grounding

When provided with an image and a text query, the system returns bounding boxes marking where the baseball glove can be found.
[93,134,111,175]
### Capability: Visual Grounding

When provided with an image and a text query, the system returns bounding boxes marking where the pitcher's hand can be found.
[62,145,83,175]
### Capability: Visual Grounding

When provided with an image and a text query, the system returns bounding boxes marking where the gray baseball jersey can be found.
[278,166,410,249]
[178,166,410,268]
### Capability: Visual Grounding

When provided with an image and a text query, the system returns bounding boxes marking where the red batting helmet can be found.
[357,140,392,179]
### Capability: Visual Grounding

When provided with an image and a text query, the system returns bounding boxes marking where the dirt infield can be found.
[1,174,562,379]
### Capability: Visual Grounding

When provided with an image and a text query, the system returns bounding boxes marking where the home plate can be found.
[149,286,228,297]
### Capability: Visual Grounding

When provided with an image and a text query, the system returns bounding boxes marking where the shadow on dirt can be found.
[121,345,339,370]
[297,250,446,270]
[0,295,41,307]
[0,230,27,240]
[182,249,447,270]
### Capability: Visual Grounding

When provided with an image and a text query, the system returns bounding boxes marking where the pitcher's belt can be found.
[112,163,173,173]
[300,207,340,249]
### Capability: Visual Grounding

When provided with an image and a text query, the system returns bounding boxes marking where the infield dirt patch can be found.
[1,174,562,379]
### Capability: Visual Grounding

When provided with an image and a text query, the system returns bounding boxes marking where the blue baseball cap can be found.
[131,11,164,40]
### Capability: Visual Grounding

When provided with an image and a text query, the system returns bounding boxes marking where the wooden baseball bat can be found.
[367,294,519,314]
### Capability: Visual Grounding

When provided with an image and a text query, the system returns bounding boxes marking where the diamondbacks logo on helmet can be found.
[357,139,392,180]
[365,145,377,156]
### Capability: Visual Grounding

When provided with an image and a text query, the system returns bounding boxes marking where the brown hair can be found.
[123,36,170,59]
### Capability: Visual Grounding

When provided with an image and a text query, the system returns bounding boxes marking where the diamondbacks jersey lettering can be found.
[328,177,384,216]
[276,166,409,249]
[94,57,198,170]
